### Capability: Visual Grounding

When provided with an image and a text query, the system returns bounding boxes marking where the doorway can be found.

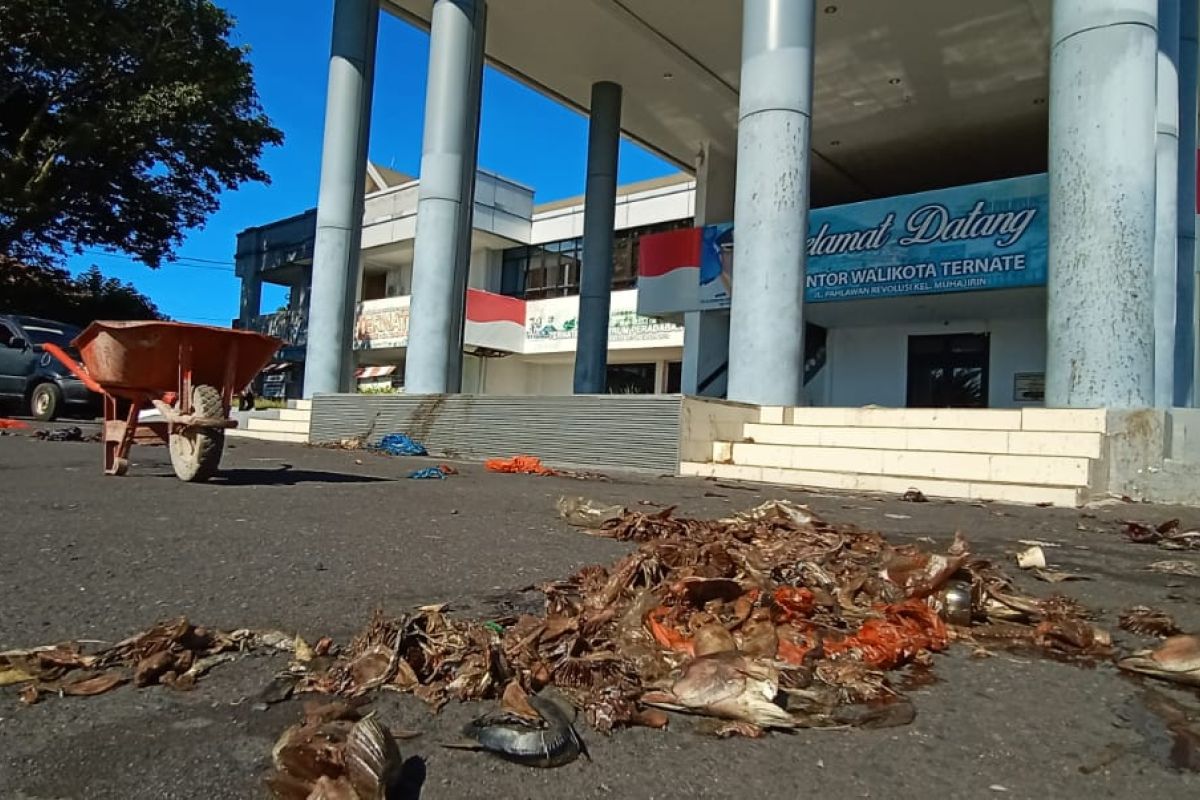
[906,333,990,408]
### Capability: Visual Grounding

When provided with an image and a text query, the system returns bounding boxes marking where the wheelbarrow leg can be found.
[221,340,239,413]
[102,396,140,476]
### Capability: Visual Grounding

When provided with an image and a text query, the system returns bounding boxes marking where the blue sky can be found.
[67,1,675,324]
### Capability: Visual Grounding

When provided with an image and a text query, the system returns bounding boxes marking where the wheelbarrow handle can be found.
[41,343,105,395]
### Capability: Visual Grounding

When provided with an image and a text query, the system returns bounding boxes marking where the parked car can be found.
[0,315,101,421]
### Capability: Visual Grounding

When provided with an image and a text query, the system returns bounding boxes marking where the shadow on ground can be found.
[207,465,393,486]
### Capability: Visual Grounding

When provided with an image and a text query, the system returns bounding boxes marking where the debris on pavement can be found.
[32,426,100,443]
[1118,635,1200,687]
[556,496,625,528]
[450,683,589,768]
[269,499,1114,739]
[1031,568,1091,584]
[409,466,454,480]
[374,433,428,457]
[267,700,413,799]
[1145,560,1200,578]
[1018,539,1061,549]
[0,418,30,430]
[1122,518,1200,550]
[485,455,555,475]
[316,437,365,450]
[901,488,928,503]
[4,497,1172,762]
[1016,545,1047,570]
[0,619,294,701]
[1119,607,1183,638]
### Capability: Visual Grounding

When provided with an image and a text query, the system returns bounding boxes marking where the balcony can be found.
[248,308,308,349]
[237,170,536,281]
[246,288,682,359]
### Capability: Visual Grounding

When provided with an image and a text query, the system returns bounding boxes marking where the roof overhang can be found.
[383,0,1052,206]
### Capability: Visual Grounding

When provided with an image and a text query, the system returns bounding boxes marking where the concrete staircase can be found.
[682,407,1110,506]
[228,399,311,444]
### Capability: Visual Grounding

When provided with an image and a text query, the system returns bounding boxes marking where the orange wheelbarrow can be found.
[44,321,282,481]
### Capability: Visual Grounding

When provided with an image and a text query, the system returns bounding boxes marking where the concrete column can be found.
[682,142,735,397]
[1047,0,1158,408]
[726,0,816,407]
[239,270,262,327]
[1157,0,1181,407]
[444,4,487,392]
[302,0,378,397]
[404,0,487,395]
[573,81,623,394]
[1179,0,1199,405]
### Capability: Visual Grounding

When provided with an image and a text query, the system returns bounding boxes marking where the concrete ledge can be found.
[247,418,311,434]
[680,461,1084,506]
[786,407,1025,430]
[228,429,309,444]
[1021,408,1107,433]
[720,440,1091,487]
[744,423,1104,458]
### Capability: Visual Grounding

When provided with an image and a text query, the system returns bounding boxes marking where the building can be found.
[240,0,1200,505]
[237,169,694,398]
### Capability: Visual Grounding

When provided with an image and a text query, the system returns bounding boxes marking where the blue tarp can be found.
[374,433,427,457]
[408,467,447,480]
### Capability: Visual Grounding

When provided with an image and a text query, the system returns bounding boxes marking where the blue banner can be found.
[699,173,1048,306]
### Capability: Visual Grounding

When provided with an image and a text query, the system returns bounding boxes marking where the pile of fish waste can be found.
[277,499,1119,739]
[7,499,1199,761]
[0,618,296,704]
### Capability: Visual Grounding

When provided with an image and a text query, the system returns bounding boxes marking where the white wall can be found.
[468,248,502,291]
[479,357,530,394]
[479,349,683,397]
[530,177,696,244]
[826,318,1045,409]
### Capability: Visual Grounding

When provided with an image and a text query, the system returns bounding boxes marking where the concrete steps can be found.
[681,406,1110,506]
[228,399,311,444]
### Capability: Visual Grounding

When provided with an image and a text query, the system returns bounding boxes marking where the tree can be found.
[0,0,283,267]
[1,256,163,325]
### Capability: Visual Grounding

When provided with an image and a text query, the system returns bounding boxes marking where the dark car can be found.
[0,315,101,421]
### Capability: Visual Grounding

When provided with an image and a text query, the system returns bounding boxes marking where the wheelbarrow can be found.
[43,321,282,481]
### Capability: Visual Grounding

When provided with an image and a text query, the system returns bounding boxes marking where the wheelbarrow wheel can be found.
[169,384,225,482]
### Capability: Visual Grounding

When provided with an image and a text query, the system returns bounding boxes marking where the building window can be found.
[502,219,693,300]
[606,362,657,394]
[664,361,682,393]
[362,273,387,301]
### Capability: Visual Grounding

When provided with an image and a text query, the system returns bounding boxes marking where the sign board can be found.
[526,309,681,344]
[354,302,410,350]
[639,173,1049,315]
[1013,372,1045,402]
[523,289,683,354]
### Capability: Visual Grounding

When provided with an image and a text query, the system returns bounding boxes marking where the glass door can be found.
[906,333,990,408]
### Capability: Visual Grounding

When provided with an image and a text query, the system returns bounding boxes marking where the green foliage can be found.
[0,256,163,325]
[357,385,398,395]
[0,0,283,266]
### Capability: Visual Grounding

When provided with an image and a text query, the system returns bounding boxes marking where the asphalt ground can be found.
[1,422,1199,799]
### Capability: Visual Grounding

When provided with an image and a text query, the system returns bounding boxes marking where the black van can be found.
[0,315,101,421]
